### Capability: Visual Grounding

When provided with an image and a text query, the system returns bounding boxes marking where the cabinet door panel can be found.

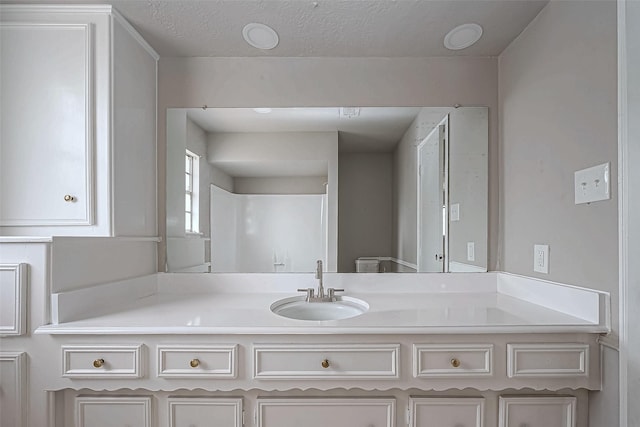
[169,397,242,427]
[76,396,151,427]
[499,397,576,427]
[0,23,93,226]
[411,397,484,427]
[0,352,27,427]
[257,398,395,427]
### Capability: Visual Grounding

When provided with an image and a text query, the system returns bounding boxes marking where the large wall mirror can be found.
[166,106,487,274]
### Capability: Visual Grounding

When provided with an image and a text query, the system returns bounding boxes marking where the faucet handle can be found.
[297,288,315,300]
[327,288,344,299]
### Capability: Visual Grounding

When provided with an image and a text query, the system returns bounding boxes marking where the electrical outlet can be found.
[467,242,475,261]
[451,204,460,221]
[533,244,549,274]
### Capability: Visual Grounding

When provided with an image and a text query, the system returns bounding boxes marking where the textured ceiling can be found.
[6,0,548,57]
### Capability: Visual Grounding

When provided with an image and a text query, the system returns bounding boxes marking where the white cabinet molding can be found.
[498,396,577,427]
[413,344,493,377]
[256,398,396,427]
[0,263,28,336]
[410,397,485,427]
[62,344,144,378]
[253,344,400,379]
[75,396,152,427]
[0,352,28,427]
[168,397,242,427]
[507,343,589,378]
[157,345,237,378]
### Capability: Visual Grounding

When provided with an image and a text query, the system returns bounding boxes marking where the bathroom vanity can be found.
[0,4,614,427]
[21,271,606,427]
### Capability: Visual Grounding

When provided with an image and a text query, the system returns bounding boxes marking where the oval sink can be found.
[270,296,369,321]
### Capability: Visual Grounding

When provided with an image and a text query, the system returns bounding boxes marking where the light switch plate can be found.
[575,162,610,204]
[533,244,549,274]
[450,203,460,221]
[467,242,475,261]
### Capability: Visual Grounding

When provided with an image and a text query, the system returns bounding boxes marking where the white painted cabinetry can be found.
[0,5,158,237]
[499,396,577,427]
[410,397,485,427]
[0,352,27,427]
[76,396,153,427]
[256,398,396,427]
[168,397,243,427]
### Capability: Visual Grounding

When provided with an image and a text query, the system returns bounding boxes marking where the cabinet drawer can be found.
[253,344,399,379]
[157,345,237,378]
[414,344,493,377]
[410,397,484,427]
[62,345,144,378]
[507,343,589,378]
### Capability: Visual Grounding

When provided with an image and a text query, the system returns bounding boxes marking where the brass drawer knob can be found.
[450,358,461,368]
[321,359,330,369]
[64,195,76,202]
[190,358,200,368]
[93,358,105,368]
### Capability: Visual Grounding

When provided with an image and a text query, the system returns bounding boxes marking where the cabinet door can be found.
[411,397,484,427]
[0,352,27,427]
[0,23,93,226]
[76,396,152,427]
[257,398,395,427]
[499,397,576,427]
[168,397,242,427]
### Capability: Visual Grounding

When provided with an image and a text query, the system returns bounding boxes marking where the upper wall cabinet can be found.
[0,5,158,237]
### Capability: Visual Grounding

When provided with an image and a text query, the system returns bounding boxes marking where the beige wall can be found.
[158,57,499,271]
[338,152,393,272]
[498,0,618,338]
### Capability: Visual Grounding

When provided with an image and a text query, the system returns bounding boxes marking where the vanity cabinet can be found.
[0,5,158,237]
[43,333,597,426]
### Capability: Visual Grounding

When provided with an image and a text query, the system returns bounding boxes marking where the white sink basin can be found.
[270,296,369,321]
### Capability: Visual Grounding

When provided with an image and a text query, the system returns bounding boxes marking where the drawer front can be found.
[414,344,493,377]
[157,345,237,378]
[507,343,589,378]
[253,344,399,379]
[410,397,484,427]
[62,345,144,378]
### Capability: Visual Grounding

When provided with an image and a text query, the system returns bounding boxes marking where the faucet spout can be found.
[315,259,324,298]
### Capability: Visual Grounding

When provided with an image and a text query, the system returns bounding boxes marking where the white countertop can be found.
[37,272,610,335]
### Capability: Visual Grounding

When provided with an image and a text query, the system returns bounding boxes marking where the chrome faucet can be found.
[298,259,344,302]
[315,259,325,299]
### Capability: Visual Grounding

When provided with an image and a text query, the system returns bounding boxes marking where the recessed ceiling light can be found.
[242,23,279,50]
[253,108,272,114]
[444,23,483,50]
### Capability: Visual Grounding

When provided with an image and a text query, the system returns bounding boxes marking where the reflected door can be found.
[417,119,447,272]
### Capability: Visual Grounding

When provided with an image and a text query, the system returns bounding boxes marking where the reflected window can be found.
[185,149,200,233]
